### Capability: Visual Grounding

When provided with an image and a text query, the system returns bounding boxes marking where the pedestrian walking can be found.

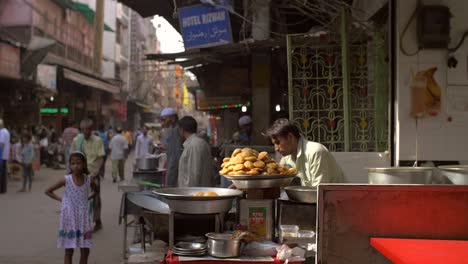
[62,121,79,173]
[0,119,10,193]
[97,124,110,178]
[18,134,34,192]
[45,151,97,264]
[109,127,128,183]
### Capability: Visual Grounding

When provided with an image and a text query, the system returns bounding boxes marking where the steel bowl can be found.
[284,186,317,203]
[152,187,243,214]
[367,167,434,184]
[136,156,159,171]
[206,233,241,258]
[437,165,468,185]
[222,174,296,189]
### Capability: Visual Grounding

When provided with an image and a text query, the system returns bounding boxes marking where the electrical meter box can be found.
[417,5,451,49]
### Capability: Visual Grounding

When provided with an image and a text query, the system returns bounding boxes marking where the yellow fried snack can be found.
[204,191,218,197]
[234,164,245,171]
[193,192,205,196]
[244,160,254,169]
[287,168,297,174]
[219,168,229,175]
[232,156,244,165]
[266,167,278,174]
[266,162,278,169]
[232,148,242,157]
[228,165,235,171]
[223,157,231,163]
[253,160,266,168]
[258,151,268,160]
[240,150,253,158]
[246,169,260,175]
[244,156,257,162]
[221,162,231,168]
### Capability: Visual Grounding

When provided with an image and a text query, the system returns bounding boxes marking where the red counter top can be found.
[370,238,468,264]
[166,250,302,264]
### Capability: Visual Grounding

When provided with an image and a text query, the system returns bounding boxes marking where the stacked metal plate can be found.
[173,242,207,256]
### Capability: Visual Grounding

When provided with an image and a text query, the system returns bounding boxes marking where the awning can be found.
[145,38,286,67]
[63,68,119,94]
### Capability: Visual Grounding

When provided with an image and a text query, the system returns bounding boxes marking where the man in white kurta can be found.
[109,127,128,182]
[177,116,214,187]
[265,118,344,186]
[135,126,154,160]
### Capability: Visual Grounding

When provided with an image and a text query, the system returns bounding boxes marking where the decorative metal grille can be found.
[287,29,388,152]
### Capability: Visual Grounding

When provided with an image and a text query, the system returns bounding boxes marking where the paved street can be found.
[0,158,134,264]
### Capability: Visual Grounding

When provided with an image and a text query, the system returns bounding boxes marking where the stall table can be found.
[370,238,468,264]
[166,251,302,264]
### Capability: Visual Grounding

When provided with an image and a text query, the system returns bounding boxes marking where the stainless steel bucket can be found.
[206,233,241,258]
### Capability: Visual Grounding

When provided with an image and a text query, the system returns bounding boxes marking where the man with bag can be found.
[71,119,105,232]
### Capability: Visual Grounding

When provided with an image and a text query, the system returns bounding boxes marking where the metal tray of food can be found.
[152,187,243,200]
[221,174,296,189]
[152,187,242,214]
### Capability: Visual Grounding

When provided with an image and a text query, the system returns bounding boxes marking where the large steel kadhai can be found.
[438,165,468,185]
[367,167,434,184]
[152,187,243,214]
[221,174,296,189]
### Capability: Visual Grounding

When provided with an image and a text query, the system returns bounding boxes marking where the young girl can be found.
[45,151,97,264]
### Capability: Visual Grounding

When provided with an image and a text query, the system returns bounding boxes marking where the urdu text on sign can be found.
[178,5,233,50]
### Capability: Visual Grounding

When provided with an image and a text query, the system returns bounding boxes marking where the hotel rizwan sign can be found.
[178,4,233,50]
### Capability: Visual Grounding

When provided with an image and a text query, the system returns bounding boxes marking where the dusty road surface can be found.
[0,158,136,264]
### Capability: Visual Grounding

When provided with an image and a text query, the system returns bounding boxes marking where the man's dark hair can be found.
[116,127,123,133]
[178,116,197,134]
[263,118,301,139]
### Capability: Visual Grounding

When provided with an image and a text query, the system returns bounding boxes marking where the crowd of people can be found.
[1,108,346,264]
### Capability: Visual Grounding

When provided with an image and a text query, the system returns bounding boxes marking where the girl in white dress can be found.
[46,151,97,264]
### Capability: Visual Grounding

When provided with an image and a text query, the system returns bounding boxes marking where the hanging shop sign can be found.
[178,4,233,49]
[36,64,57,91]
[0,43,20,79]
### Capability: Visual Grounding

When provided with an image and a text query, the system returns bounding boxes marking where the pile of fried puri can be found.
[219,148,297,176]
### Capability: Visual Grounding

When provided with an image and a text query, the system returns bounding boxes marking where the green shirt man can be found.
[265,119,345,187]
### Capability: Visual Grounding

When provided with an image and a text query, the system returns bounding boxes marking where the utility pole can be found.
[94,0,105,75]
[251,0,271,145]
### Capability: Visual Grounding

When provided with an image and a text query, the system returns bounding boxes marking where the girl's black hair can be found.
[69,151,90,175]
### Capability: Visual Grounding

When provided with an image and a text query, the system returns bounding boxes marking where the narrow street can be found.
[0,158,134,264]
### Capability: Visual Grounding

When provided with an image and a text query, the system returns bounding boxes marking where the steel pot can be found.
[284,186,317,203]
[367,167,434,184]
[206,233,242,258]
[137,156,159,171]
[438,165,468,185]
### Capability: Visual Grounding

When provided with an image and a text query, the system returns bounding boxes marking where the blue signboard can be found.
[178,4,233,50]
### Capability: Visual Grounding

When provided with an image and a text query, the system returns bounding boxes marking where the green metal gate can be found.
[286,18,388,152]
